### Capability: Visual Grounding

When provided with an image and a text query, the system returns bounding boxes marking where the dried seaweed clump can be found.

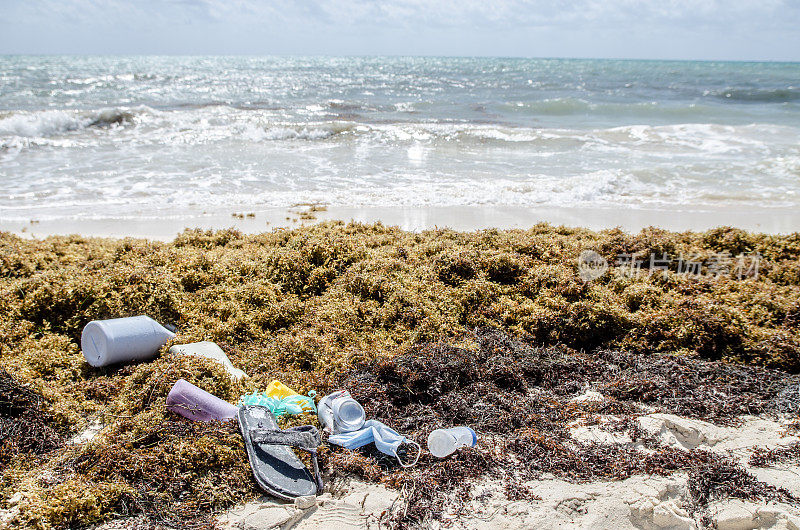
[688,459,796,510]
[334,327,799,526]
[0,370,63,470]
[3,353,254,529]
[9,413,252,529]
[1,223,800,527]
[749,443,800,468]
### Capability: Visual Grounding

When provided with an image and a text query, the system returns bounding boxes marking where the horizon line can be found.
[1,53,799,64]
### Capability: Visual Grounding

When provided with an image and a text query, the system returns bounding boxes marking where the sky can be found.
[1,0,799,61]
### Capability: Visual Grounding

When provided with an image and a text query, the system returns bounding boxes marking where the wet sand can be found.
[4,205,800,240]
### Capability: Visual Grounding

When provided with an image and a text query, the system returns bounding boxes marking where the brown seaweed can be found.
[1,222,799,528]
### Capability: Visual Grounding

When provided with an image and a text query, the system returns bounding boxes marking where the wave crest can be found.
[711,87,800,103]
[241,121,358,141]
[0,108,140,138]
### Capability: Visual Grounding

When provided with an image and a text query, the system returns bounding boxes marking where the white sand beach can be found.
[211,411,800,529]
[5,205,800,241]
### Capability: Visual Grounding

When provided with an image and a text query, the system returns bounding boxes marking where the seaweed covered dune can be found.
[1,222,800,529]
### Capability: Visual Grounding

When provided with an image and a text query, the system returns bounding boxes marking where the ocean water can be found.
[0,56,799,223]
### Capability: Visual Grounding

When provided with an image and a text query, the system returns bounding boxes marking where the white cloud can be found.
[212,0,797,31]
[6,0,798,29]
[1,0,798,58]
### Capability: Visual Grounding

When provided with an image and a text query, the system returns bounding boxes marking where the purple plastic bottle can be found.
[166,379,239,422]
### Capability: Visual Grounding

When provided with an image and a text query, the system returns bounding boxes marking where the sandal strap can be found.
[249,425,321,451]
[309,449,324,494]
[247,424,324,494]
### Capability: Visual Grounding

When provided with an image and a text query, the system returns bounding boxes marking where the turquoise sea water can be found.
[1,56,798,221]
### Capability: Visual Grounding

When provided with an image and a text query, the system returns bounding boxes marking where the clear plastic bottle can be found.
[427,427,477,458]
[317,390,365,433]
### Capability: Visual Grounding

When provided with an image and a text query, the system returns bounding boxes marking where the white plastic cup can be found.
[317,390,365,433]
[427,427,477,458]
[169,341,247,379]
[81,316,176,367]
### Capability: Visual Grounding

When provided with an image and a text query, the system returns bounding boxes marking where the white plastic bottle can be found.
[81,316,175,367]
[169,341,247,379]
[427,426,477,458]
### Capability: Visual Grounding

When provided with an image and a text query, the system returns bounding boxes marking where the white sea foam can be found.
[394,102,416,112]
[2,52,799,223]
[0,107,142,138]
[2,105,798,219]
[3,105,794,158]
[0,111,87,137]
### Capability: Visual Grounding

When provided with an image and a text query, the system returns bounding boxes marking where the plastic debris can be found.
[170,341,247,379]
[81,316,175,367]
[166,379,239,422]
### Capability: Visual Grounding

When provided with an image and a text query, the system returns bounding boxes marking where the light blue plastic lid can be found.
[465,426,477,446]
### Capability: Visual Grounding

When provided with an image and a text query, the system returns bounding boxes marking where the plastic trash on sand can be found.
[319,390,420,467]
[328,419,421,468]
[81,315,175,367]
[317,390,365,434]
[169,341,247,379]
[427,426,477,458]
[239,380,317,416]
[264,380,300,400]
[166,379,239,422]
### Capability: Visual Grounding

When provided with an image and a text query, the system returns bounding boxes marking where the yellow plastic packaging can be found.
[259,380,316,413]
[265,380,300,400]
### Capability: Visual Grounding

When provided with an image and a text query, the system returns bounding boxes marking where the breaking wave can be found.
[2,104,796,159]
[504,98,737,120]
[710,87,800,103]
[0,108,139,138]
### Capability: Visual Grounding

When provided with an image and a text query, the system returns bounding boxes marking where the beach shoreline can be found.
[2,222,800,529]
[5,204,800,241]
[2,18,799,530]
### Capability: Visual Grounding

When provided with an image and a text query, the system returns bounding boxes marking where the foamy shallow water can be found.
[1,56,799,227]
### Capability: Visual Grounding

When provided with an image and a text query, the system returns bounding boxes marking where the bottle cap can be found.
[333,397,365,431]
